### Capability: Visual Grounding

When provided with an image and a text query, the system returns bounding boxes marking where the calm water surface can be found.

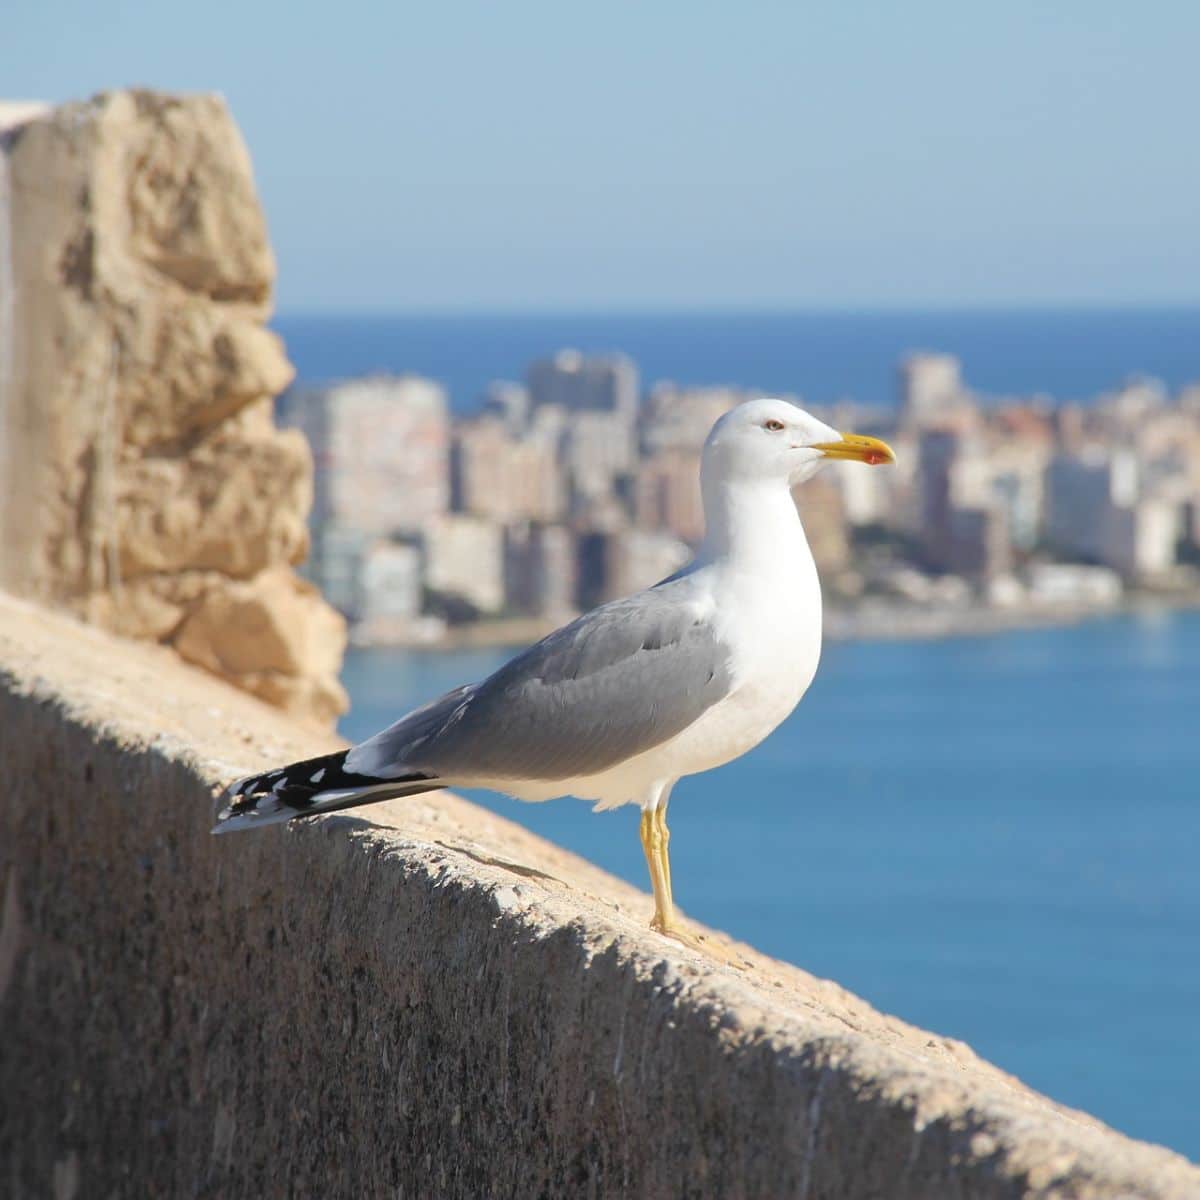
[278,308,1200,411]
[340,610,1200,1160]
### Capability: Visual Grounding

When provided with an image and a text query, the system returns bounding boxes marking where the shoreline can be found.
[826,594,1200,642]
[347,590,1200,653]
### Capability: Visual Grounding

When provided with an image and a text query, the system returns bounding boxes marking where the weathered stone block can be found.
[0,89,344,725]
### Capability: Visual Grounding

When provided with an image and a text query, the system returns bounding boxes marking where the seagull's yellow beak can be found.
[811,432,896,466]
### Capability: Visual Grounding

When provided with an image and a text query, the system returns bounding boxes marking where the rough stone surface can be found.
[174,565,348,724]
[0,89,344,726]
[115,419,312,580]
[1,594,1197,1199]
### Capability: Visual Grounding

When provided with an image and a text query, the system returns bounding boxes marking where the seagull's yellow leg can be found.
[640,805,747,969]
[654,805,673,911]
[639,808,672,932]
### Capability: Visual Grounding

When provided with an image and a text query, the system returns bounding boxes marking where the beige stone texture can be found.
[1,593,1197,1199]
[117,301,294,449]
[115,425,312,579]
[174,566,348,725]
[0,89,344,725]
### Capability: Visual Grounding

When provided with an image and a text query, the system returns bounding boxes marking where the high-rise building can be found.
[605,529,690,600]
[990,467,1044,552]
[423,514,505,615]
[563,409,638,503]
[357,540,424,641]
[303,525,369,617]
[575,528,688,608]
[1045,449,1179,577]
[503,523,577,617]
[1102,501,1179,576]
[635,451,706,544]
[1044,451,1137,563]
[451,416,565,524]
[281,376,450,616]
[640,385,741,454]
[527,351,639,419]
[916,429,961,543]
[282,374,450,538]
[792,476,849,575]
[481,381,530,434]
[898,353,969,429]
[915,429,1010,578]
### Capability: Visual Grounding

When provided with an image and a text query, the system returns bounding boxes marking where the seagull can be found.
[213,399,895,957]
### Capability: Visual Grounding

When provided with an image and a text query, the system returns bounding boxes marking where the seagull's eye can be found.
[763,419,785,432]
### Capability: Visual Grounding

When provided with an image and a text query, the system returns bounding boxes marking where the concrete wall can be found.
[1,593,1197,1199]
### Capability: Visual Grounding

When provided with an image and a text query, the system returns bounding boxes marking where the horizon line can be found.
[273,300,1200,321]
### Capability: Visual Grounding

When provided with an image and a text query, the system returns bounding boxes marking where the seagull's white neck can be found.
[697,473,813,574]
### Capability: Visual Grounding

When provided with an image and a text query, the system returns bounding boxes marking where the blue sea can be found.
[339,611,1200,1161]
[276,307,1200,412]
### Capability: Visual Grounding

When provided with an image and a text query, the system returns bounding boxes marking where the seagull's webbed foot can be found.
[650,915,749,969]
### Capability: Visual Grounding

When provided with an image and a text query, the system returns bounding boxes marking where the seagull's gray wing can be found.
[345,578,734,782]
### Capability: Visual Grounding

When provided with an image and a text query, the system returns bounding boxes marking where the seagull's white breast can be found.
[668,548,823,775]
[524,539,823,810]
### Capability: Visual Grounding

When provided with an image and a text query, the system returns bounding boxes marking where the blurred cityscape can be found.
[278,352,1200,645]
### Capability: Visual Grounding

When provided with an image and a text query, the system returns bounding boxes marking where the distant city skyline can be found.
[279,342,1200,650]
[7,2,1199,311]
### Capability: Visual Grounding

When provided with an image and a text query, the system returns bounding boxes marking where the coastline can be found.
[826,590,1200,642]
[348,588,1200,653]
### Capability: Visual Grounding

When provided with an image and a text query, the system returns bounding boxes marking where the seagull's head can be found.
[703,398,896,488]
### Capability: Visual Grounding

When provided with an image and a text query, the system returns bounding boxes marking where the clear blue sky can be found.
[5,2,1198,312]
